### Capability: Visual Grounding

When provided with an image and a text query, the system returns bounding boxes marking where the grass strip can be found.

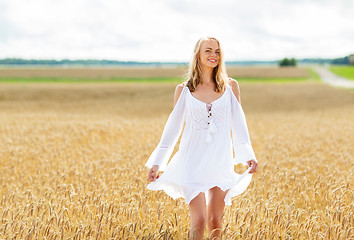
[329,66,354,80]
[0,77,310,84]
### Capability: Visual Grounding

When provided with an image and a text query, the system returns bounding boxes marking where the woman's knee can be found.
[208,215,222,227]
[192,215,206,229]
[189,192,207,229]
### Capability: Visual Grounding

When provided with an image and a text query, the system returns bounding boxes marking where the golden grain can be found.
[0,82,353,239]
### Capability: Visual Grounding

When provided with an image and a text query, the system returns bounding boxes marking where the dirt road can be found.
[313,66,354,88]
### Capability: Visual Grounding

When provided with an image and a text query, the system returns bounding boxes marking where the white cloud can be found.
[0,0,353,61]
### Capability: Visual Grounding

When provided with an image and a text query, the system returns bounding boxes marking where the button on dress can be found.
[145,83,257,205]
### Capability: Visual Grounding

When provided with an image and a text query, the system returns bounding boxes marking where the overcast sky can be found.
[0,0,353,62]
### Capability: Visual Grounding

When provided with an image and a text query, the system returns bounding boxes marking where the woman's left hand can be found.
[247,159,258,174]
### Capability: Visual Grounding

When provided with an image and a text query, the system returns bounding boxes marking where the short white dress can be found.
[145,82,257,205]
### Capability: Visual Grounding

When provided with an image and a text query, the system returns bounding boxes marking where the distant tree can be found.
[331,56,349,65]
[279,58,297,67]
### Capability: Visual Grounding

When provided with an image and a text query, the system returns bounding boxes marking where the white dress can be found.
[145,83,257,205]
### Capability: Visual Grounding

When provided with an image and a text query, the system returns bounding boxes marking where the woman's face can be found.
[199,39,220,69]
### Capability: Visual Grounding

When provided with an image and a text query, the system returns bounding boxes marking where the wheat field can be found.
[0,66,309,79]
[0,82,353,239]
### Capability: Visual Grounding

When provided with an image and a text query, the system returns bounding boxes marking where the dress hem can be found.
[147,167,253,206]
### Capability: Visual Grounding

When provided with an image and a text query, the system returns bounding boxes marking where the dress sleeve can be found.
[230,86,257,166]
[145,86,187,171]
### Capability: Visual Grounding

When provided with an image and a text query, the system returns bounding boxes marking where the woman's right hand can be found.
[147,165,160,182]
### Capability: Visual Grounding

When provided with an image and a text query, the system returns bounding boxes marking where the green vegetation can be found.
[234,77,308,83]
[307,68,322,82]
[331,56,349,65]
[0,77,310,84]
[279,58,297,67]
[329,66,354,80]
[0,77,183,83]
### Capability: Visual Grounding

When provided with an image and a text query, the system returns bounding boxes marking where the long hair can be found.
[185,37,228,92]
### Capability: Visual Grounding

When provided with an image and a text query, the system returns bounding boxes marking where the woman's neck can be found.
[200,65,214,85]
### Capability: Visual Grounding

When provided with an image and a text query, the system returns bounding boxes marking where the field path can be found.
[313,66,354,88]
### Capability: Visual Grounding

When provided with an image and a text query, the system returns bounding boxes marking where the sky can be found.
[0,0,353,62]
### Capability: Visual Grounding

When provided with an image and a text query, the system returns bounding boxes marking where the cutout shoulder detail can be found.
[228,78,241,104]
[174,84,186,106]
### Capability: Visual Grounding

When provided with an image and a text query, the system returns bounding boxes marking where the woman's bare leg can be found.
[207,187,228,239]
[188,192,207,240]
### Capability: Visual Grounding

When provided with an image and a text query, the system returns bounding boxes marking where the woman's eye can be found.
[216,52,220,54]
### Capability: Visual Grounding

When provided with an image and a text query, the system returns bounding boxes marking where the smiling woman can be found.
[145,37,258,240]
[186,37,228,95]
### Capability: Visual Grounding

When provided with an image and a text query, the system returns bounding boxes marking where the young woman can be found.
[145,37,258,239]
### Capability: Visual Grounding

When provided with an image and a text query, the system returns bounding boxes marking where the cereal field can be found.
[0,81,353,239]
[0,66,309,79]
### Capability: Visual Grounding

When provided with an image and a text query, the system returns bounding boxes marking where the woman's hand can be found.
[147,165,160,182]
[247,159,258,174]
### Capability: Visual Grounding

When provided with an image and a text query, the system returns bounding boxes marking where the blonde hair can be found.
[185,37,228,92]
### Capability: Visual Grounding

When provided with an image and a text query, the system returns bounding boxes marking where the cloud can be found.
[0,0,353,61]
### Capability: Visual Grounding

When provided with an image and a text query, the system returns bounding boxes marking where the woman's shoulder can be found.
[226,77,239,92]
[226,77,239,88]
[174,81,188,105]
[226,77,241,102]
[175,81,187,92]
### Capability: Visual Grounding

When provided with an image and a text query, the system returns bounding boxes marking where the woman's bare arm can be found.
[228,78,241,104]
[174,83,185,106]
